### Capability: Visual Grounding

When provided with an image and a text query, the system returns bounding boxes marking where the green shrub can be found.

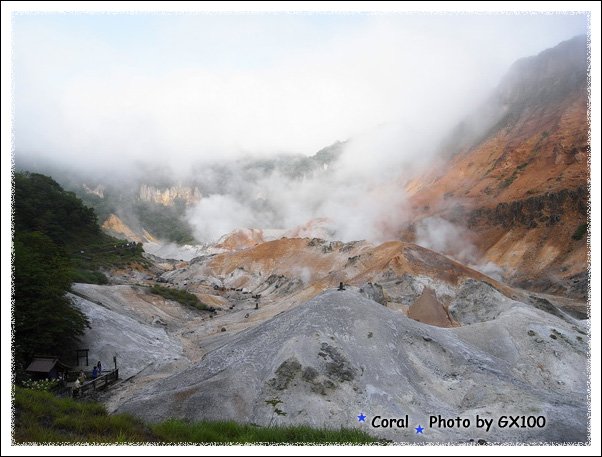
[22,378,59,392]
[71,269,109,285]
[149,285,210,311]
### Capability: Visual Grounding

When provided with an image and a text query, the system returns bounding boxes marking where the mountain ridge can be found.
[403,35,589,297]
[20,36,590,299]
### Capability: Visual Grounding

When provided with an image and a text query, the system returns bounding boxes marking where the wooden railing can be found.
[73,369,119,397]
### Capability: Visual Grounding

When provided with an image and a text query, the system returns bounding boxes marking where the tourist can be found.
[73,378,81,397]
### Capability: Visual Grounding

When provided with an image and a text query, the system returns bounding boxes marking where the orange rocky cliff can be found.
[403,35,589,298]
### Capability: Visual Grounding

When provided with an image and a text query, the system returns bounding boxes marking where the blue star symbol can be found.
[357,413,367,422]
[415,424,424,434]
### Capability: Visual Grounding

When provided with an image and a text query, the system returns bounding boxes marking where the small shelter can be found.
[25,357,71,380]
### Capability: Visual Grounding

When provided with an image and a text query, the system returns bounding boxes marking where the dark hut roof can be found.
[26,357,70,373]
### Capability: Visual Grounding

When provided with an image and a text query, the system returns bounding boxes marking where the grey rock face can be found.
[116,289,588,444]
[359,282,386,305]
[449,279,518,324]
[70,292,185,379]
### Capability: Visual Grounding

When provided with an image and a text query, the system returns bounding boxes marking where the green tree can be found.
[13,232,89,370]
[14,172,99,244]
[12,171,146,373]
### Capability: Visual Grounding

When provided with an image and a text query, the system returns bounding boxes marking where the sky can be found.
[2,3,601,456]
[11,10,589,172]
[8,7,590,249]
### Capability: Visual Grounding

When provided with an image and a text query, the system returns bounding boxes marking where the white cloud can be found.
[13,13,588,172]
[10,13,589,246]
[415,216,477,263]
[186,194,260,243]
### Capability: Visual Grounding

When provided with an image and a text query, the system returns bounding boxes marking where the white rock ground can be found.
[115,289,588,443]
[71,272,589,444]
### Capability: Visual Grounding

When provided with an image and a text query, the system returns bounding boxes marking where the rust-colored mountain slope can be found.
[162,236,527,328]
[404,35,590,298]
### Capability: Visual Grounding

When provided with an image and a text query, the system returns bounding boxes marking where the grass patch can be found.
[13,386,153,444]
[152,419,380,444]
[572,223,588,241]
[149,284,210,311]
[70,269,109,285]
[13,387,382,445]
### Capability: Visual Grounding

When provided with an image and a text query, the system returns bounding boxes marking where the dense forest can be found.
[12,172,145,377]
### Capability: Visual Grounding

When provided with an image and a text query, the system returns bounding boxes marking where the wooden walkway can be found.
[73,369,119,397]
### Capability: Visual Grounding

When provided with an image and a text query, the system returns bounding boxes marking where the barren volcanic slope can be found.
[116,288,588,444]
[68,234,589,444]
[156,237,526,323]
[404,35,590,297]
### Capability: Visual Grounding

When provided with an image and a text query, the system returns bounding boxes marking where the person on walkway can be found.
[73,378,81,397]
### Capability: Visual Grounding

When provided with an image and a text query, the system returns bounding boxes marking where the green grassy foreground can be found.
[13,387,381,445]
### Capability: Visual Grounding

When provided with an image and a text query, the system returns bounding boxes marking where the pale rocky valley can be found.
[59,36,589,444]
